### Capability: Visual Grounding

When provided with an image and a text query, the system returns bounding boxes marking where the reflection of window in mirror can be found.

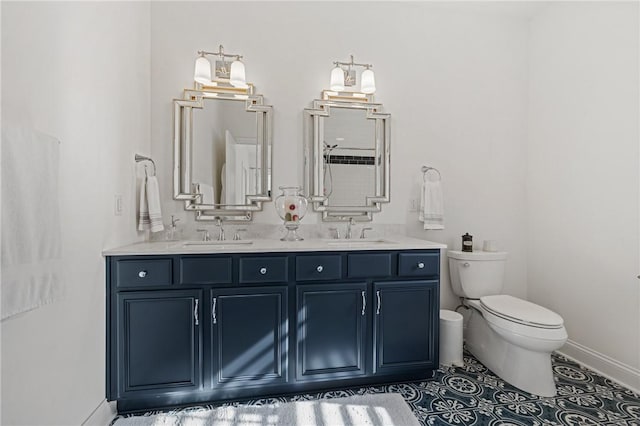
[192,100,259,206]
[322,107,376,207]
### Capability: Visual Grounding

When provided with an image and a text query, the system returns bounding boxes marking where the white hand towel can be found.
[197,182,215,205]
[138,176,164,233]
[138,176,149,230]
[220,163,227,204]
[1,123,63,319]
[419,180,444,230]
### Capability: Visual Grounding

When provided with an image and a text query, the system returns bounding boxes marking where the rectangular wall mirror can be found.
[173,88,272,221]
[304,98,390,221]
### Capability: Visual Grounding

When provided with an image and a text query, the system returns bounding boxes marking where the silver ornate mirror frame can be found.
[304,96,390,221]
[173,85,272,221]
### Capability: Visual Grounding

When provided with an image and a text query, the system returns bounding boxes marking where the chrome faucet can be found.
[360,227,373,239]
[328,227,341,239]
[196,228,211,242]
[215,218,225,241]
[345,218,356,239]
[233,228,246,241]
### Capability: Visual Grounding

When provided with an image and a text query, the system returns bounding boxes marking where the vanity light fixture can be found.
[329,55,376,94]
[193,45,247,88]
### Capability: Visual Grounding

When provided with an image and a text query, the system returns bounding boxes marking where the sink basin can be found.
[324,238,392,246]
[181,240,253,247]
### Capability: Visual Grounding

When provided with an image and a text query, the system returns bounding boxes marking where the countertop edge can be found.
[102,238,448,256]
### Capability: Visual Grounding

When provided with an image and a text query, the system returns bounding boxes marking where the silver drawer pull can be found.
[417,262,425,269]
[376,290,381,315]
[463,262,470,267]
[316,265,324,273]
[194,299,199,326]
[260,267,267,275]
[361,291,366,316]
[212,297,217,324]
[138,271,147,278]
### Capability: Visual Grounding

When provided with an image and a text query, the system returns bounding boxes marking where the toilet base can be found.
[465,307,558,397]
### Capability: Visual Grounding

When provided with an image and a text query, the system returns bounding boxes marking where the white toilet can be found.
[448,250,567,397]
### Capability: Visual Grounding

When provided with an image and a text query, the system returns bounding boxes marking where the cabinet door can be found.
[210,287,288,388]
[116,290,202,397]
[296,283,367,381]
[373,281,438,374]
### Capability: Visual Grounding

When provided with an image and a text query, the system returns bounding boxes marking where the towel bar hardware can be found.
[135,154,157,177]
[421,166,441,182]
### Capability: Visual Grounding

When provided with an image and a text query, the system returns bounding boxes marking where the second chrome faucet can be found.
[196,218,225,241]
[330,218,373,240]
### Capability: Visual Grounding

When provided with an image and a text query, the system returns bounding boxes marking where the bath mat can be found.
[113,392,420,426]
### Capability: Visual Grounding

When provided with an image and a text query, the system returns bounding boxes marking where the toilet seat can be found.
[480,295,564,329]
[467,296,567,342]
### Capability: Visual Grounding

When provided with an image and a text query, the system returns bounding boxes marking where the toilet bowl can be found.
[448,250,568,397]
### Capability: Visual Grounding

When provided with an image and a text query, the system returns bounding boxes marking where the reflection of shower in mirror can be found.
[323,141,338,197]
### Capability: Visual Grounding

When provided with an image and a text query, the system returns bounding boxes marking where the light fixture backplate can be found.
[214,59,232,79]
[344,68,357,87]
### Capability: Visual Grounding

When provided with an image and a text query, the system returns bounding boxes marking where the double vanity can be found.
[104,237,444,412]
[106,47,448,413]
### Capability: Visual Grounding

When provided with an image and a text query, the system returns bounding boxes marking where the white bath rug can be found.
[113,393,420,426]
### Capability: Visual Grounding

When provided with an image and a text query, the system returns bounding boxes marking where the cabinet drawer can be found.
[115,258,172,288]
[398,252,439,277]
[239,257,288,284]
[296,255,342,281]
[180,257,232,285]
[347,253,392,278]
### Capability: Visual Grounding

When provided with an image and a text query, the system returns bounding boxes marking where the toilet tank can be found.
[447,250,507,299]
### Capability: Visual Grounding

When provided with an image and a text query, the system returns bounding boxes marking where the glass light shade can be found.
[330,66,345,91]
[360,69,376,94]
[229,60,248,88]
[194,56,212,85]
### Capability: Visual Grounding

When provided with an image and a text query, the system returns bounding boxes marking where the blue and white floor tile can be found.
[392,352,639,425]
[114,351,640,425]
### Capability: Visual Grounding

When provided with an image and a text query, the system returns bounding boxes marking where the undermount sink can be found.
[324,238,392,246]
[181,240,253,247]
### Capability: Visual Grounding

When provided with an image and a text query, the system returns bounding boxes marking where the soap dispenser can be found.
[462,232,473,252]
[165,216,181,241]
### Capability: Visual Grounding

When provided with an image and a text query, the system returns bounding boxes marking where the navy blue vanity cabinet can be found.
[106,248,441,413]
[210,287,288,388]
[115,290,202,398]
[373,281,439,374]
[296,283,367,381]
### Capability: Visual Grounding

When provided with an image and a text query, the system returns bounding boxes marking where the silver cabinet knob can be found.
[260,267,267,275]
[463,262,470,267]
[417,262,425,269]
[138,271,147,278]
[316,265,324,273]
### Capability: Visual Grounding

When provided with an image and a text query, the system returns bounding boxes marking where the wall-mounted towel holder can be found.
[421,166,441,181]
[135,154,156,177]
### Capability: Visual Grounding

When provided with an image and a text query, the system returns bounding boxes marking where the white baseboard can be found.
[558,339,640,394]
[82,399,117,426]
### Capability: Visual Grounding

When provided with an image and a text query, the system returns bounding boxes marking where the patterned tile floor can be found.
[114,351,640,425]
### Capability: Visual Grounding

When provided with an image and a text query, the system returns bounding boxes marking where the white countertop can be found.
[103,236,447,256]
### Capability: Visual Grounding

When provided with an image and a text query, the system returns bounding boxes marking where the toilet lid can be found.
[480,295,564,328]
